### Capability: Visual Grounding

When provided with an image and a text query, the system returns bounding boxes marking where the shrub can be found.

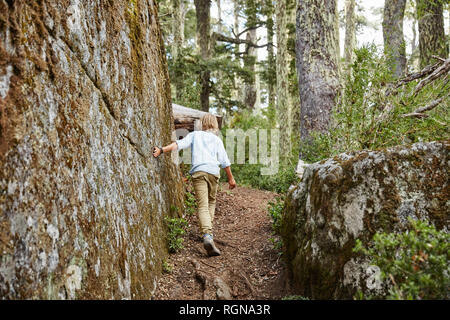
[184,190,197,216]
[162,260,173,274]
[267,196,285,254]
[353,218,450,300]
[300,44,450,163]
[165,216,189,253]
[267,196,284,234]
[224,162,299,194]
[220,108,300,194]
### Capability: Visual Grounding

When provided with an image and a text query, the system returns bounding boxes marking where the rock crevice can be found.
[0,0,183,299]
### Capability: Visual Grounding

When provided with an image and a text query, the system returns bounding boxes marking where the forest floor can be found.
[153,183,294,300]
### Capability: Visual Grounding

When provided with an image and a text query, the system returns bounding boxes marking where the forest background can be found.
[157,0,450,193]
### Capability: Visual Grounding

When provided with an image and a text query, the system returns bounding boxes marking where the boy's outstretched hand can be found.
[228,178,236,190]
[152,146,162,157]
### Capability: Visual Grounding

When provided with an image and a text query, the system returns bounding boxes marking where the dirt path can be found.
[153,183,293,300]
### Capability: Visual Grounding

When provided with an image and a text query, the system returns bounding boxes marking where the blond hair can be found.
[200,114,219,132]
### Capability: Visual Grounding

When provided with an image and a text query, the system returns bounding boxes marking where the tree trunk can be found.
[383,0,407,78]
[244,0,258,110]
[265,0,275,109]
[276,0,295,157]
[194,0,211,111]
[232,0,243,109]
[412,15,417,54]
[344,0,356,70]
[296,0,340,156]
[410,10,420,71]
[233,0,240,58]
[244,31,257,109]
[172,0,186,101]
[416,0,448,68]
[217,0,223,32]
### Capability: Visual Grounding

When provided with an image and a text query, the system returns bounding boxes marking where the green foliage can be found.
[267,196,285,254]
[184,190,197,216]
[226,162,298,194]
[162,260,173,274]
[353,218,450,300]
[165,216,189,253]
[298,131,333,164]
[267,196,284,234]
[158,0,277,114]
[300,44,449,163]
[221,109,300,194]
[269,236,283,254]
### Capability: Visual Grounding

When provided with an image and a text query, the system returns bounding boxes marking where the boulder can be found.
[281,141,449,299]
[0,1,184,299]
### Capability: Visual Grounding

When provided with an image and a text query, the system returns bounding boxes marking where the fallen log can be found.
[413,58,450,96]
[172,103,223,132]
[401,93,449,118]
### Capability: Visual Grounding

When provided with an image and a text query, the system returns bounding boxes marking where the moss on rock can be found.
[0,0,183,299]
[281,141,449,299]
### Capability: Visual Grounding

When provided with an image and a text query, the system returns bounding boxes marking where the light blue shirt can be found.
[176,130,231,176]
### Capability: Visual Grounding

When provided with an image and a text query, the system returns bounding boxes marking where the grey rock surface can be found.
[0,0,184,299]
[282,141,449,299]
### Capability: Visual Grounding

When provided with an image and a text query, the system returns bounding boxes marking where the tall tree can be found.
[296,0,340,156]
[243,0,258,110]
[276,0,295,157]
[382,0,407,78]
[344,0,356,70]
[194,0,212,111]
[264,0,275,108]
[172,0,187,101]
[405,0,420,71]
[217,0,224,33]
[416,0,448,68]
[232,0,243,109]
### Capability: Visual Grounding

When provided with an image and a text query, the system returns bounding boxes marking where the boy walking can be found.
[152,114,236,256]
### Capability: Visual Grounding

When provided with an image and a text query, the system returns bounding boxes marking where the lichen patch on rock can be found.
[281,141,449,299]
[0,0,183,299]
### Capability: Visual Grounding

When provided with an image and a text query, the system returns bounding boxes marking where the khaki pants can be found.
[192,171,220,235]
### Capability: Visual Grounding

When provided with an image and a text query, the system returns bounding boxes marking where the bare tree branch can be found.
[233,22,266,38]
[431,55,447,63]
[212,32,272,49]
[413,58,450,96]
[385,58,450,97]
[401,93,449,118]
[396,62,441,88]
[385,61,442,96]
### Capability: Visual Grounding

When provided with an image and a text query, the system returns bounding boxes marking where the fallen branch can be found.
[401,112,429,119]
[432,55,447,63]
[189,258,209,299]
[402,94,449,118]
[386,61,442,96]
[240,272,255,295]
[413,58,450,96]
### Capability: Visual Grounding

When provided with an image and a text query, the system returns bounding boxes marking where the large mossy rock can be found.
[281,141,449,299]
[0,1,184,299]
